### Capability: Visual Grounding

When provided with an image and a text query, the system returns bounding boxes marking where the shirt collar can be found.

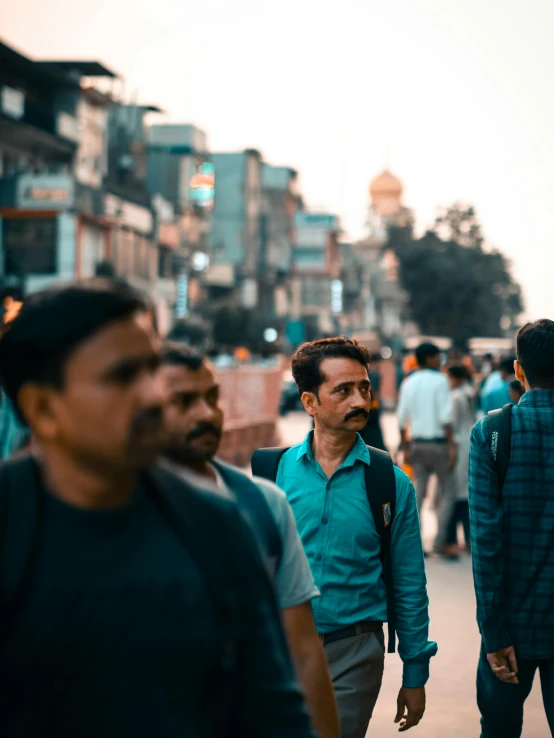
[296,430,371,468]
[518,389,554,408]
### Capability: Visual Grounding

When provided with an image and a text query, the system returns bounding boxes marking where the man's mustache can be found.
[186,422,222,441]
[344,408,369,422]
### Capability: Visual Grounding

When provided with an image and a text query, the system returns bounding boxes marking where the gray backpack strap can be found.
[487,404,513,493]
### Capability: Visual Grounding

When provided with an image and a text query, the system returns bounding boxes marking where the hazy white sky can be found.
[3,0,554,318]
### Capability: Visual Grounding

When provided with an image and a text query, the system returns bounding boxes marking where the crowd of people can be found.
[394,345,525,560]
[0,277,553,738]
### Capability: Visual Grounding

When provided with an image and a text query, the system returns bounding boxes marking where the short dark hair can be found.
[415,342,440,367]
[447,364,471,381]
[517,320,554,389]
[291,336,370,395]
[499,356,516,376]
[160,342,204,371]
[0,279,149,413]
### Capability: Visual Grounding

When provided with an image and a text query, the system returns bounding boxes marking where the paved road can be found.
[277,411,549,737]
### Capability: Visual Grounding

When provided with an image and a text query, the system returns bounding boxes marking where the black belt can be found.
[318,621,383,646]
[412,437,448,444]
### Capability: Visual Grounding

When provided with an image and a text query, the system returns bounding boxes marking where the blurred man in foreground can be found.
[470,320,554,737]
[159,343,339,738]
[0,280,314,738]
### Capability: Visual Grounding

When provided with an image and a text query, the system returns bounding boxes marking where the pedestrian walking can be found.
[445,364,476,554]
[252,337,437,737]
[469,319,554,738]
[397,342,457,556]
[509,378,525,404]
[0,280,315,738]
[481,356,517,414]
[359,353,387,451]
[158,342,340,738]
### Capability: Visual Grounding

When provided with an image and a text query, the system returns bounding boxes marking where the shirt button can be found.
[316,554,323,561]
[322,518,328,525]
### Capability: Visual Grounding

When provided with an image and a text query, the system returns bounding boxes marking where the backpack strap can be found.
[251,447,290,483]
[0,456,44,643]
[213,459,283,571]
[487,404,513,494]
[362,446,397,654]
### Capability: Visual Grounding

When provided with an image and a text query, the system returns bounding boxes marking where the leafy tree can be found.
[386,205,523,346]
[432,203,484,249]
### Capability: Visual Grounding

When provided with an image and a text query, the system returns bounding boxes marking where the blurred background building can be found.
[0,36,421,351]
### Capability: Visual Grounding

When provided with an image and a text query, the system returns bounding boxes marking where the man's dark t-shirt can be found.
[0,478,312,738]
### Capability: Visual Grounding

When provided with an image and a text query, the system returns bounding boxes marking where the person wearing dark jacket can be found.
[469,320,554,737]
[0,279,314,738]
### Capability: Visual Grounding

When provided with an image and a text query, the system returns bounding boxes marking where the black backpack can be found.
[0,456,242,723]
[486,403,513,492]
[251,445,398,653]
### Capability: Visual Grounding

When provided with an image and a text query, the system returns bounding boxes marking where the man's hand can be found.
[395,686,426,732]
[448,443,457,471]
[487,647,519,685]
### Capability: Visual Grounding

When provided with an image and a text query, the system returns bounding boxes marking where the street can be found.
[277,411,549,738]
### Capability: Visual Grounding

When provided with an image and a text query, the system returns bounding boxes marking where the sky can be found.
[3,0,554,319]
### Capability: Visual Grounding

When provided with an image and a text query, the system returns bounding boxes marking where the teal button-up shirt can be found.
[276,431,437,688]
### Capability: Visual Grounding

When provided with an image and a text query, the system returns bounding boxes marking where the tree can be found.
[386,205,523,346]
[432,203,484,250]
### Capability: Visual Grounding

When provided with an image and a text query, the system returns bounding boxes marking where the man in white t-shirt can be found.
[397,342,457,556]
[159,343,340,738]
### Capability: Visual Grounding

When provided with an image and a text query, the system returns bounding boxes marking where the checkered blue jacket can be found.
[469,389,554,658]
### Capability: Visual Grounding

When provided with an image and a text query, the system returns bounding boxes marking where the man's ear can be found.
[18,384,59,441]
[514,360,525,385]
[301,391,318,417]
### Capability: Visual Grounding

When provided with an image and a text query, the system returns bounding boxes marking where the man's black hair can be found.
[499,356,517,377]
[291,336,370,396]
[517,320,554,389]
[415,342,440,368]
[447,364,471,381]
[160,342,205,372]
[0,278,150,414]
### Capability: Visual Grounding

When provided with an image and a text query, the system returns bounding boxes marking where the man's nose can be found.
[352,388,369,406]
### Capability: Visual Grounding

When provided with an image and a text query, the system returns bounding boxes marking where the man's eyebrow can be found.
[332,379,371,391]
[103,353,160,378]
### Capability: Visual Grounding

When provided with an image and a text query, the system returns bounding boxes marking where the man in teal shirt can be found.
[275,337,437,737]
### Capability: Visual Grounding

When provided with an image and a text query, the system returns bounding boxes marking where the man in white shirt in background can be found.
[398,343,457,558]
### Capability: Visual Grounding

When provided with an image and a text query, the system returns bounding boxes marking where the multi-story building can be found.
[0,43,116,293]
[353,169,413,341]
[289,211,342,339]
[0,40,182,333]
[260,164,303,321]
[147,124,212,313]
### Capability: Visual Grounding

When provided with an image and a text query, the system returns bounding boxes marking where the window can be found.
[293,247,326,269]
[3,218,57,276]
[301,277,329,307]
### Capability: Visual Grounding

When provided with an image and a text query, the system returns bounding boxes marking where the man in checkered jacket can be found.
[469,319,554,738]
